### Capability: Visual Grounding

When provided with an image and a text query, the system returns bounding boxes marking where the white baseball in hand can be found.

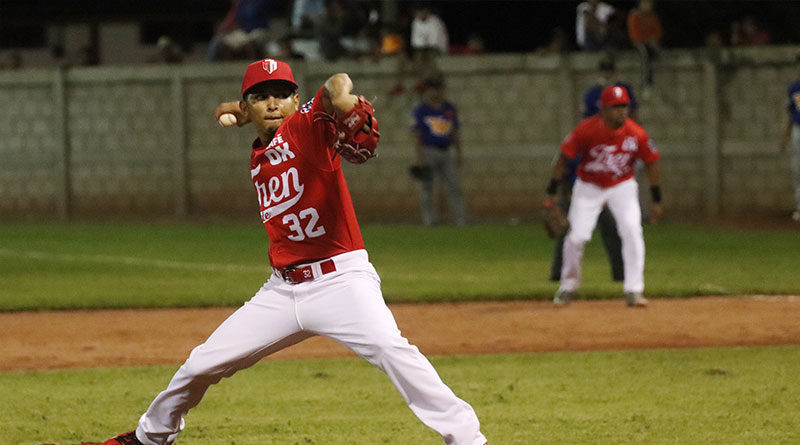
[218,113,238,128]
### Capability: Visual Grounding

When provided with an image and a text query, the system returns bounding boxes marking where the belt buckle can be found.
[282,266,297,284]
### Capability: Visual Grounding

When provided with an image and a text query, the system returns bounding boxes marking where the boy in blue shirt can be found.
[411,75,467,226]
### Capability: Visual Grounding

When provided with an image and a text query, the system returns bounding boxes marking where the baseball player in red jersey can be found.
[544,85,662,307]
[104,59,487,445]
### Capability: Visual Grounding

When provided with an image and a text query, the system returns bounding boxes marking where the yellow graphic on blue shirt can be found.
[424,116,454,136]
[793,92,800,109]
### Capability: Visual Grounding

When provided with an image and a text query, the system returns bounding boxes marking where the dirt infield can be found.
[2,296,799,372]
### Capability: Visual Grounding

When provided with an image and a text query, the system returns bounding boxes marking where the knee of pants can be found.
[179,347,237,382]
[179,360,225,384]
[359,331,417,366]
[615,222,643,240]
[565,230,591,247]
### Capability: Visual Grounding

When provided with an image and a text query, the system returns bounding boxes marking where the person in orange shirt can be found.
[627,0,662,93]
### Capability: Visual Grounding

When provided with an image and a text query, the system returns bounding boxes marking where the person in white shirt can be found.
[411,5,449,54]
[576,0,615,51]
[387,5,449,97]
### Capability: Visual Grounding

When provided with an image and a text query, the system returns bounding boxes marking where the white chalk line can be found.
[0,248,480,281]
[381,272,483,282]
[0,248,267,273]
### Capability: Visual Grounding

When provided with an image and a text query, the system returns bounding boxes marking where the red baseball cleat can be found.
[103,430,143,445]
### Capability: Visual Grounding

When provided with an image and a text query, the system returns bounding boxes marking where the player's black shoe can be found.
[104,430,144,445]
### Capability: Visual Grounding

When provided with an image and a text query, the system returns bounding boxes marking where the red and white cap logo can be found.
[262,59,278,74]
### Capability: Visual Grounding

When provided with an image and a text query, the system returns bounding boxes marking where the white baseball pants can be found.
[560,178,645,294]
[134,250,486,445]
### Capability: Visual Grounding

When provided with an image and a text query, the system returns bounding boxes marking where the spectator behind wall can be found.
[0,51,22,70]
[410,4,449,90]
[314,0,348,61]
[604,8,629,51]
[731,16,771,46]
[410,4,449,54]
[575,0,615,52]
[379,25,405,56]
[291,0,326,33]
[389,4,449,97]
[705,31,724,49]
[450,34,485,55]
[207,0,269,62]
[274,36,305,60]
[147,36,184,64]
[536,27,569,55]
[627,0,662,90]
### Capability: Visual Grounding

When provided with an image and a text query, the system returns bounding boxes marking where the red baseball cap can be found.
[600,85,630,107]
[241,59,298,96]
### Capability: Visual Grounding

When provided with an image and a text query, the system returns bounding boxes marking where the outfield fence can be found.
[1,46,798,222]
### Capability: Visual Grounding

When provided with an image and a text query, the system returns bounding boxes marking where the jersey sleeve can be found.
[637,128,661,164]
[289,86,341,171]
[288,86,326,144]
[560,122,586,159]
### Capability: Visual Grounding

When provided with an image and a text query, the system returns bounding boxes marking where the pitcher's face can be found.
[241,82,300,138]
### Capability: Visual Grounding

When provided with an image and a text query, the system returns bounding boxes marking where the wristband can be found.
[650,185,662,203]
[546,178,559,196]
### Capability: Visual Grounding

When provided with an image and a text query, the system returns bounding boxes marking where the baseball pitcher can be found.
[103,59,487,445]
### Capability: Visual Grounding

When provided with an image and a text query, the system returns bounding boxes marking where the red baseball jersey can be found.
[560,115,660,188]
[250,86,364,269]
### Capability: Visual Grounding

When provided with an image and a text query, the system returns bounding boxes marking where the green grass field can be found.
[2,222,799,444]
[2,347,798,444]
[1,222,798,311]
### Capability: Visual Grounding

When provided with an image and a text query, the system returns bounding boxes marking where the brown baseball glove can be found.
[315,96,380,164]
[544,205,570,239]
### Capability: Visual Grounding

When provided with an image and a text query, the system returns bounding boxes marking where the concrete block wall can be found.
[0,46,798,222]
[0,71,60,217]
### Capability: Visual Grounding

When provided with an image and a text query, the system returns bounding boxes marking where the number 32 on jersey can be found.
[283,207,326,241]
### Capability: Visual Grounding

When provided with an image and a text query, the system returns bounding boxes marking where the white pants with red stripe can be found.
[134,249,486,445]
[559,178,646,294]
